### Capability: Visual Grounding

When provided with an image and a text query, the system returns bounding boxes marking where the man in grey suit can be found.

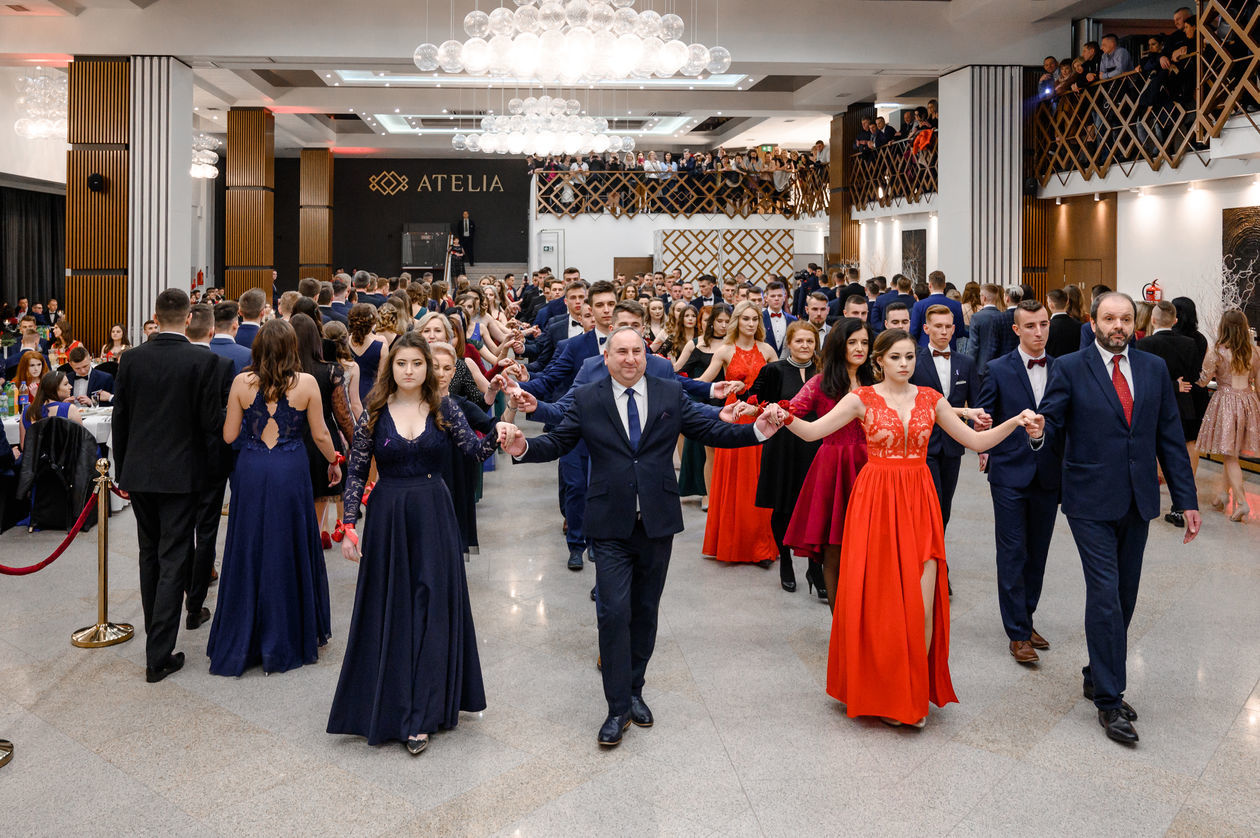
[969,283,1006,378]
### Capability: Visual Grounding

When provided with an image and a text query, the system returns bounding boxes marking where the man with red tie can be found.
[760,280,796,358]
[1029,292,1200,746]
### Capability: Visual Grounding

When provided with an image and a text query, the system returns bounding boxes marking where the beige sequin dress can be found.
[1195,345,1260,456]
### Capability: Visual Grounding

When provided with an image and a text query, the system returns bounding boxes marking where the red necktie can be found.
[1111,355,1133,425]
[932,350,950,358]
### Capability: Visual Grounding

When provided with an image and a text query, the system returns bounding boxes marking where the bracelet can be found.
[330,453,345,466]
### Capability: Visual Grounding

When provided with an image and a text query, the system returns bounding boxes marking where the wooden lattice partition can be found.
[655,229,795,280]
[535,169,828,220]
[849,138,938,210]
[1196,0,1260,141]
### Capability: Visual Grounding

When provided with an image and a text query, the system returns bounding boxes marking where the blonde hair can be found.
[725,300,766,344]
[427,340,458,362]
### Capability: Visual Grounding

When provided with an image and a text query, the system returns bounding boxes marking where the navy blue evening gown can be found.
[327,398,496,745]
[206,392,332,676]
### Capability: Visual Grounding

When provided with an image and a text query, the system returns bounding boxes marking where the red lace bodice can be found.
[725,345,769,405]
[854,385,937,460]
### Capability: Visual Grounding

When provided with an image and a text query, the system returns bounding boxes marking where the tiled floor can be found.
[1,454,1257,837]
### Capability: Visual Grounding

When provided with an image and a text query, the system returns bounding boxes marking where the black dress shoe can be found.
[781,579,797,592]
[1098,708,1139,744]
[590,586,597,602]
[628,695,654,728]
[568,547,584,571]
[186,607,211,630]
[598,712,631,746]
[1164,510,1185,527]
[756,558,773,569]
[1083,683,1138,721]
[145,652,185,684]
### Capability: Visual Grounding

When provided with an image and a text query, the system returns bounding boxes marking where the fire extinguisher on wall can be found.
[1142,279,1163,302]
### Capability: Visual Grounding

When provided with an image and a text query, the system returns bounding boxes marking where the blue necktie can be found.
[625,388,641,450]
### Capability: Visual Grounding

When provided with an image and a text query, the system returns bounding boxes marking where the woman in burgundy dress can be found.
[784,318,875,607]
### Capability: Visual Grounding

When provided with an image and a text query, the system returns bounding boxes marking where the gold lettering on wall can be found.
[370,169,506,194]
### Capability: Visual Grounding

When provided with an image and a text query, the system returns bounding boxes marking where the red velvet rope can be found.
[0,491,99,576]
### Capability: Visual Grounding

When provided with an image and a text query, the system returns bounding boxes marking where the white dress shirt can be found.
[928,343,952,399]
[1095,341,1134,401]
[1017,346,1049,406]
[610,377,648,442]
[595,329,611,354]
[72,376,90,399]
[767,308,787,350]
[567,315,584,339]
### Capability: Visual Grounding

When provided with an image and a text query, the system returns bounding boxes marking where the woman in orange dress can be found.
[785,329,1037,726]
[696,300,780,566]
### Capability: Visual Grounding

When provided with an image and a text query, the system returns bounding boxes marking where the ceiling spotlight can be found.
[1093,192,1100,201]
[394,108,400,113]
[1055,197,1061,205]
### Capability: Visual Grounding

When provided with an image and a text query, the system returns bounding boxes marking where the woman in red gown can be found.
[696,301,780,566]
[785,329,1038,727]
[784,318,875,607]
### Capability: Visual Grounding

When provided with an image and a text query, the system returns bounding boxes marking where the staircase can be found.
[461,262,529,279]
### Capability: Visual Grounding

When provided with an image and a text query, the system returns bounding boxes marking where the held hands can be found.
[1019,410,1045,439]
[711,380,744,399]
[719,400,759,423]
[508,385,537,413]
[753,402,787,438]
[971,408,993,430]
[499,422,528,457]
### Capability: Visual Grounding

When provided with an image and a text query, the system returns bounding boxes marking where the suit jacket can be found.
[762,309,797,356]
[195,347,237,483]
[528,350,718,426]
[319,305,350,328]
[209,335,253,377]
[976,349,1061,490]
[909,347,978,459]
[234,322,260,348]
[516,376,759,539]
[909,293,968,348]
[112,333,222,494]
[997,308,1020,357]
[791,274,820,316]
[329,300,350,318]
[1137,330,1197,423]
[64,367,115,402]
[1037,347,1197,521]
[545,312,580,347]
[691,291,723,312]
[968,305,1005,377]
[521,329,603,400]
[872,289,900,330]
[1047,313,1082,359]
[532,298,568,329]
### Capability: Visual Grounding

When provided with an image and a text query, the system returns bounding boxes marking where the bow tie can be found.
[1027,357,1047,368]
[932,350,950,359]
[770,312,783,319]
[571,320,580,328]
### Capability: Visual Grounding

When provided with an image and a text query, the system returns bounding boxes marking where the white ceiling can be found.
[0,0,1145,157]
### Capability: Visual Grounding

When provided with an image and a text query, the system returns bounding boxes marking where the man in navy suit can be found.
[910,305,984,536]
[64,346,115,405]
[996,285,1023,358]
[691,274,723,311]
[761,280,796,358]
[504,326,783,746]
[532,275,575,328]
[208,302,253,376]
[872,278,899,331]
[234,288,266,349]
[909,271,968,350]
[1029,292,1200,745]
[328,275,352,318]
[968,284,1005,378]
[976,300,1061,665]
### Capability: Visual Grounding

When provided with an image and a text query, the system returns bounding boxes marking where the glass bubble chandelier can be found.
[452,94,636,156]
[13,67,68,142]
[190,133,221,179]
[415,0,731,84]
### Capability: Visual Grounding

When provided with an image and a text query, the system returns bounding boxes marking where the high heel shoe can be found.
[805,564,827,602]
[331,520,346,543]
[406,734,429,755]
[1230,502,1249,522]
[1211,493,1227,511]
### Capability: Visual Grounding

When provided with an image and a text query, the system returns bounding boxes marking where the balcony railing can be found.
[849,136,939,209]
[533,166,830,219]
[1196,0,1260,140]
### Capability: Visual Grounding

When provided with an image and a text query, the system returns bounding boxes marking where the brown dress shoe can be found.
[1009,640,1039,663]
[1029,629,1049,650]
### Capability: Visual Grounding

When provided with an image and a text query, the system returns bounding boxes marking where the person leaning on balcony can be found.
[873,116,898,146]
[1080,41,1101,83]
[1053,57,1079,95]
[1161,6,1193,70]
[1168,15,1198,107]
[1099,34,1134,79]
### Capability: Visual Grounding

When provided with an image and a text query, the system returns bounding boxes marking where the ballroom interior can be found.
[1,0,1259,835]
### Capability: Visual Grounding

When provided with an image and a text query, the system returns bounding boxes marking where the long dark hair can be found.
[290,313,326,375]
[702,302,733,347]
[248,318,302,403]
[1171,296,1201,339]
[24,370,67,426]
[821,317,875,398]
[362,331,446,434]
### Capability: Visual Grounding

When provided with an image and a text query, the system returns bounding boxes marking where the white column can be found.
[128,55,192,328]
[937,65,1023,287]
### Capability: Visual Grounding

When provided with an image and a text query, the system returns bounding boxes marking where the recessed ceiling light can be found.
[716,111,722,115]
[333,82,339,86]
[394,108,400,113]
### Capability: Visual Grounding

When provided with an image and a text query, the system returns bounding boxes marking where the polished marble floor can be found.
[1,454,1257,837]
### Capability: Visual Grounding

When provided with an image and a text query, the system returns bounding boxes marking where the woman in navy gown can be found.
[327,332,506,755]
[207,319,341,676]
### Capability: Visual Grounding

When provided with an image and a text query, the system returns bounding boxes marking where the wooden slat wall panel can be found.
[832,105,873,266]
[66,149,128,270]
[1021,194,1051,293]
[298,266,332,283]
[68,58,129,145]
[299,148,334,206]
[227,109,275,188]
[65,275,127,353]
[299,207,332,265]
[224,269,274,303]
[225,189,274,267]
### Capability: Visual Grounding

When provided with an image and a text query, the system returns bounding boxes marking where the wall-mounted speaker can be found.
[87,173,106,193]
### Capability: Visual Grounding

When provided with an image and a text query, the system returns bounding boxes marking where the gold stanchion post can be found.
[0,739,11,768]
[71,459,134,648]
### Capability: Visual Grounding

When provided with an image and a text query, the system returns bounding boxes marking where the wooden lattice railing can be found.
[533,166,830,219]
[1196,0,1260,141]
[849,137,939,209]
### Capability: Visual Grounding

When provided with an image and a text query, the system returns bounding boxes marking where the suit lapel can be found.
[598,378,633,449]
[640,375,664,442]
[921,350,944,392]
[1010,352,1037,407]
[1085,347,1127,424]
[1129,352,1150,423]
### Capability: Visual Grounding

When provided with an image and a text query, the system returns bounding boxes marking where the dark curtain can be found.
[0,186,66,308]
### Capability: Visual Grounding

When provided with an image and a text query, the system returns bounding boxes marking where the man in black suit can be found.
[112,289,222,682]
[182,304,236,630]
[1045,288,1082,358]
[691,274,723,311]
[504,328,783,746]
[1136,300,1199,527]
[455,211,476,265]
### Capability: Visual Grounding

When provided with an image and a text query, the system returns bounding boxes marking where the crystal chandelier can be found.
[13,67,67,142]
[452,94,636,156]
[414,0,731,84]
[190,133,221,179]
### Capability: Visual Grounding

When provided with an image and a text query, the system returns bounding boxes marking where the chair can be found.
[15,417,99,533]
